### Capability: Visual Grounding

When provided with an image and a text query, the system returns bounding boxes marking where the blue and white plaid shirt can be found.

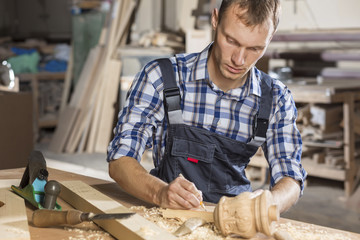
[107,43,307,194]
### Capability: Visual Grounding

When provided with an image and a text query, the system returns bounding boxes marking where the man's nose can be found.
[231,48,246,66]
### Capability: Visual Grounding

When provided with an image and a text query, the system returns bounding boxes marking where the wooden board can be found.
[64,46,103,153]
[287,80,360,103]
[48,106,79,153]
[69,46,102,108]
[160,208,215,222]
[0,179,20,188]
[0,188,30,240]
[59,181,176,240]
[94,59,122,153]
[59,44,73,113]
[86,77,106,153]
[301,157,346,181]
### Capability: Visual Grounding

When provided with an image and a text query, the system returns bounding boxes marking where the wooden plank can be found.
[77,103,95,153]
[69,46,101,108]
[302,140,343,148]
[288,81,360,104]
[64,46,104,153]
[160,208,214,222]
[0,179,20,188]
[85,78,105,153]
[59,181,176,240]
[59,44,73,113]
[17,72,66,82]
[0,188,30,240]
[301,158,346,181]
[94,59,122,153]
[85,0,122,153]
[64,107,90,153]
[77,49,107,153]
[112,0,137,54]
[48,106,79,153]
[288,79,360,92]
[49,46,101,153]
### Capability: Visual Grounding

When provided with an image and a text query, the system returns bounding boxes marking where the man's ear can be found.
[211,8,219,30]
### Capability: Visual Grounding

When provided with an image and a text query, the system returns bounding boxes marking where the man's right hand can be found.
[156,175,203,209]
[109,157,203,210]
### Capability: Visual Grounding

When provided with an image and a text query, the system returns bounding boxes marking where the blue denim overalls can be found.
[150,59,273,203]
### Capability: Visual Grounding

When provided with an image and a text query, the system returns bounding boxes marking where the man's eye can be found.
[249,47,261,52]
[227,38,235,44]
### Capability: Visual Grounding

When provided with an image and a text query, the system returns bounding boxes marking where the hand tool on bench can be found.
[11,151,62,210]
[173,217,207,237]
[32,209,136,227]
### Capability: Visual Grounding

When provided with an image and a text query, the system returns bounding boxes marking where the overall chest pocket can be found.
[171,137,222,192]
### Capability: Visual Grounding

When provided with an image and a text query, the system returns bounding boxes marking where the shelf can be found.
[301,157,346,181]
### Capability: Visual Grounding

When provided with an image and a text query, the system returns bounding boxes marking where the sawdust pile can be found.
[130,206,225,240]
[65,227,111,240]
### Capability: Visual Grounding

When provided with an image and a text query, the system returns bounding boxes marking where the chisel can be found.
[32,209,135,227]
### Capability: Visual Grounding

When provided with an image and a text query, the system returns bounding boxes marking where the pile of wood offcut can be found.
[49,0,138,154]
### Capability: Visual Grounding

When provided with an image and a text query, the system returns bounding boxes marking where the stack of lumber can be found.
[297,102,360,169]
[49,0,138,154]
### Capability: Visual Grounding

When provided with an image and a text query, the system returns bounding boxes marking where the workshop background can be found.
[0,0,359,235]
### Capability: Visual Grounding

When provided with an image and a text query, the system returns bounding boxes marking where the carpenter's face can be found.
[211,5,274,85]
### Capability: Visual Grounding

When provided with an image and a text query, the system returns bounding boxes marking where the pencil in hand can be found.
[178,173,207,211]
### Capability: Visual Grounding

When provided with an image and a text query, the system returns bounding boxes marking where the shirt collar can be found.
[191,42,212,82]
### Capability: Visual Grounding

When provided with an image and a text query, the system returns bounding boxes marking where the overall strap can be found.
[248,71,274,147]
[157,58,184,124]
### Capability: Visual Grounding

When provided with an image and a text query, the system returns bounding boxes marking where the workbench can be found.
[250,78,360,198]
[1,167,359,240]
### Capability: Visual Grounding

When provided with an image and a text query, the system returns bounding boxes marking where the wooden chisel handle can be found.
[32,209,84,227]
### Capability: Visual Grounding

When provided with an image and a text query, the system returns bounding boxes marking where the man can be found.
[107,0,307,213]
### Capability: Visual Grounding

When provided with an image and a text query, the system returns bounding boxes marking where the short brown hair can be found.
[217,0,281,31]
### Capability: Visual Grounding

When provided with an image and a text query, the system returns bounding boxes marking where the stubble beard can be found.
[219,62,248,86]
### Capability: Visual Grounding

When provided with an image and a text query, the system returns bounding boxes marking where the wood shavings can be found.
[65,227,111,240]
[4,227,29,236]
[130,206,224,240]
[275,222,353,240]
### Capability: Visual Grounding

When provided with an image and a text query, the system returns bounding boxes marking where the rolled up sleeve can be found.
[265,84,307,196]
[107,62,165,163]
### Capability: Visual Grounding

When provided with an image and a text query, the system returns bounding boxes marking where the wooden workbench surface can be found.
[1,167,359,240]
